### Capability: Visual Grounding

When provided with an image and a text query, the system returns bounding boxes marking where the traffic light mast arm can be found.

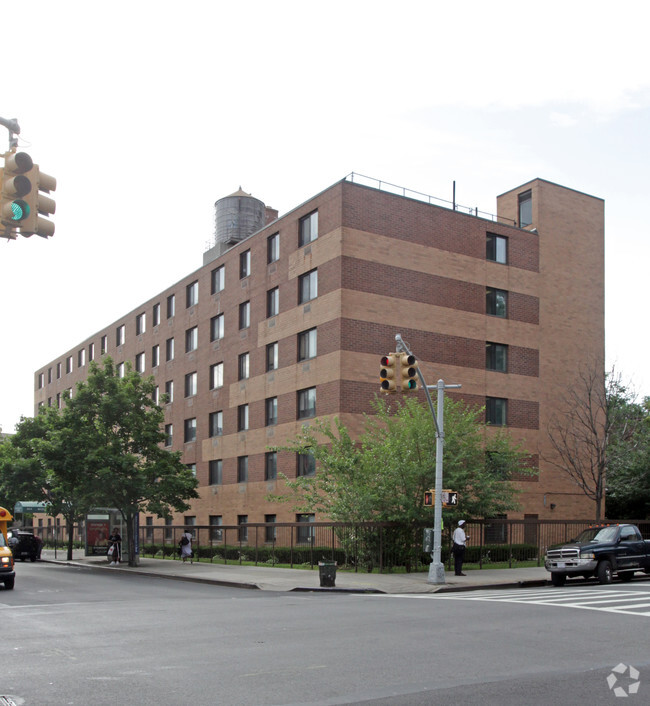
[0,117,20,151]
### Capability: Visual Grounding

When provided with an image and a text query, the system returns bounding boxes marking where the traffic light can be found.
[1,151,33,230]
[380,354,398,393]
[424,490,434,507]
[399,353,418,391]
[0,151,56,238]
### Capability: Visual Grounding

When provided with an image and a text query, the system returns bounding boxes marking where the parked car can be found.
[7,529,43,562]
[545,523,650,586]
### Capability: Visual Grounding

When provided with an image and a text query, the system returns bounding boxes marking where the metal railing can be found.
[20,518,650,572]
[345,172,517,226]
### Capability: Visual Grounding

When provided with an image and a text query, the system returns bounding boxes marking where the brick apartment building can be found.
[34,174,605,531]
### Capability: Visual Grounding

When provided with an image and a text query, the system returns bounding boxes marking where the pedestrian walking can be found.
[179,530,193,564]
[108,527,122,566]
[452,520,468,576]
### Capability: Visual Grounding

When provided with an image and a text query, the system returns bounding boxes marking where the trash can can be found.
[318,561,337,587]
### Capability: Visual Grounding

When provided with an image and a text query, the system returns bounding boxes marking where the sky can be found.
[2,0,650,432]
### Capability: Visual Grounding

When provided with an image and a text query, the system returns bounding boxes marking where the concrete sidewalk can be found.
[39,549,550,594]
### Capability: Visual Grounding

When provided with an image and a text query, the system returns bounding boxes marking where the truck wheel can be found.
[30,555,37,562]
[620,571,634,582]
[4,578,14,590]
[551,572,566,587]
[597,560,613,584]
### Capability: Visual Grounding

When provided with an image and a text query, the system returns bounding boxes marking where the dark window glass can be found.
[518,191,532,227]
[209,460,222,486]
[237,458,248,484]
[266,397,278,426]
[299,211,318,247]
[298,328,317,361]
[267,233,279,263]
[297,452,316,477]
[486,288,507,318]
[266,342,278,371]
[486,397,507,426]
[298,387,316,419]
[486,233,507,264]
[265,451,277,481]
[486,343,508,372]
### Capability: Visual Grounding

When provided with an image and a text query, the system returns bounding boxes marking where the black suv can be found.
[7,530,43,562]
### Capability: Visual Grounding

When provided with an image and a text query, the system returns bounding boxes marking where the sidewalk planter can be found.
[318,561,337,587]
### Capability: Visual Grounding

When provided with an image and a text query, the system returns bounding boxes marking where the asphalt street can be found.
[2,563,649,705]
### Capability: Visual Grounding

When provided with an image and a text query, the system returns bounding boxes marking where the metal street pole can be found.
[394,335,460,585]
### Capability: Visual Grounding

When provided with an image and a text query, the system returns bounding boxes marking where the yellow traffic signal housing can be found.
[1,152,34,231]
[380,354,398,393]
[23,164,56,238]
[399,353,418,391]
[424,490,434,506]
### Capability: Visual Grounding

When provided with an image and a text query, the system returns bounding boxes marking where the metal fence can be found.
[21,518,650,572]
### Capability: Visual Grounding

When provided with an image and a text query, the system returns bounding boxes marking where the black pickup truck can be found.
[545,524,650,586]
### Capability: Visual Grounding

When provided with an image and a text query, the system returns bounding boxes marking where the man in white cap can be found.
[452,520,469,576]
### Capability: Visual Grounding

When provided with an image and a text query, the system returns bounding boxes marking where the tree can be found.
[606,396,650,519]
[545,366,645,521]
[269,396,532,525]
[66,358,199,566]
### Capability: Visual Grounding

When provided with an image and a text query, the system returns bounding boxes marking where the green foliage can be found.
[269,396,533,525]
[0,358,198,564]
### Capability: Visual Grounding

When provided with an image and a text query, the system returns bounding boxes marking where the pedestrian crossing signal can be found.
[424,490,434,506]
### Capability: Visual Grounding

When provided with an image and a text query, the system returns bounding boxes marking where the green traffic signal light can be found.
[9,199,30,221]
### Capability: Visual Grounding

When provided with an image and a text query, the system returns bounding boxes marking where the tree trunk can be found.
[126,511,139,567]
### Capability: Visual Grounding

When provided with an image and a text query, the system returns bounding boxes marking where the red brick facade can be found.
[34,176,605,525]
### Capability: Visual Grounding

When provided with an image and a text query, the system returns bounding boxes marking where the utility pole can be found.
[394,334,461,585]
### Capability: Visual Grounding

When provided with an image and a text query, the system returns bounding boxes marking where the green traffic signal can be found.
[9,199,30,221]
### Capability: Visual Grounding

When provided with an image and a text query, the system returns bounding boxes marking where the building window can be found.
[237,457,248,484]
[238,514,248,542]
[56,362,62,379]
[184,371,198,397]
[298,269,318,304]
[186,463,197,477]
[164,380,174,403]
[299,210,318,246]
[209,411,223,437]
[136,313,146,335]
[135,352,145,373]
[152,302,161,327]
[38,372,44,389]
[210,363,223,390]
[185,326,198,352]
[210,313,224,342]
[267,287,279,318]
[211,265,225,294]
[486,233,508,264]
[186,280,199,308]
[518,190,532,227]
[100,336,107,355]
[66,355,73,374]
[298,328,317,361]
[166,337,175,361]
[152,386,159,405]
[486,397,507,426]
[239,301,250,329]
[297,452,316,477]
[184,418,197,443]
[152,344,160,368]
[265,451,277,481]
[167,294,176,319]
[164,517,173,540]
[267,232,279,263]
[78,349,86,368]
[164,424,173,446]
[298,387,316,419]
[266,342,279,372]
[296,513,315,543]
[265,514,277,542]
[210,514,223,541]
[88,344,94,362]
[209,460,222,486]
[265,397,278,426]
[210,362,223,389]
[238,352,249,381]
[145,516,153,541]
[486,288,508,318]
[239,249,251,279]
[116,362,125,378]
[486,342,508,372]
[238,404,249,431]
[116,325,125,347]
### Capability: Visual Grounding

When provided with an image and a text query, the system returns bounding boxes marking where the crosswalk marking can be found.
[362,586,650,617]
